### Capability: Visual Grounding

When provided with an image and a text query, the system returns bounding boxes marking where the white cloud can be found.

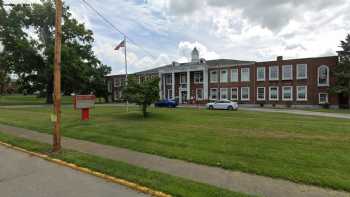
[177,41,220,62]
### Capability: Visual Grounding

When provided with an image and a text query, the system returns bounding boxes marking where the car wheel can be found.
[209,105,214,110]
[227,106,233,110]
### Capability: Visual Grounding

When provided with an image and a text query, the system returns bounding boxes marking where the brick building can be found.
[106,48,348,108]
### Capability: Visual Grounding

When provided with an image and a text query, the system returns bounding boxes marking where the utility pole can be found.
[52,0,62,152]
[124,36,129,112]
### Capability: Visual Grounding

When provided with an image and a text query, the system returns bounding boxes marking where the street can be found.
[0,145,149,197]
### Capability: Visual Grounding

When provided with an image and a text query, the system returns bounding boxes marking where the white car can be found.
[206,100,239,110]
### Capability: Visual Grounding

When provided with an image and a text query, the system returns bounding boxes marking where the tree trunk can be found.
[142,104,148,117]
[46,80,53,104]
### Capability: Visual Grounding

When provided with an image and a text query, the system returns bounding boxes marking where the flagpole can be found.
[124,36,128,112]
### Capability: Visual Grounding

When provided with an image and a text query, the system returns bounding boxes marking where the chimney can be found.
[277,56,283,61]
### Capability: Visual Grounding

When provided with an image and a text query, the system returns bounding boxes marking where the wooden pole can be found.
[52,0,62,152]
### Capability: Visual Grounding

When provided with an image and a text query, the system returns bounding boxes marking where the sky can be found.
[5,0,350,75]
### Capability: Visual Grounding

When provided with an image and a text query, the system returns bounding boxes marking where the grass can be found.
[0,106,349,192]
[305,108,350,114]
[0,132,254,197]
[0,94,73,105]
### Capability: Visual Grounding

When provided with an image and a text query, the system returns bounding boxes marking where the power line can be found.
[80,0,158,59]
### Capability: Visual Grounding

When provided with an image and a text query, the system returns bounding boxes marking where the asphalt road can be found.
[0,145,149,197]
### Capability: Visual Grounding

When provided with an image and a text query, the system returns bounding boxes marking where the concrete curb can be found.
[0,141,172,197]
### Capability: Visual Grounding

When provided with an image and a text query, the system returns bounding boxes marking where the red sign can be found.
[74,95,96,110]
[73,95,96,121]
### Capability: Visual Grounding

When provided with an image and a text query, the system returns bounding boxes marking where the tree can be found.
[1,0,111,103]
[332,34,350,107]
[123,76,159,117]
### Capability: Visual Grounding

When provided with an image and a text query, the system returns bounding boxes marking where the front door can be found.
[181,91,187,104]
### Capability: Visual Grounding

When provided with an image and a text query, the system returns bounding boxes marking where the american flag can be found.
[114,40,125,50]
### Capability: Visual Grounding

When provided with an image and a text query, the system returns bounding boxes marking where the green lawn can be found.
[0,95,73,105]
[305,108,350,114]
[0,106,349,192]
[0,132,253,197]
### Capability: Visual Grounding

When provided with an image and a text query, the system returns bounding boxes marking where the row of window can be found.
[209,65,330,86]
[209,86,311,102]
[165,72,203,85]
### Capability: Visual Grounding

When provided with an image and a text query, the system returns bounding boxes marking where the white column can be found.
[171,72,175,99]
[203,68,208,100]
[158,73,162,99]
[187,71,191,100]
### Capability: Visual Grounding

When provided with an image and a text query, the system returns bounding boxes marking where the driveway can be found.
[0,145,149,197]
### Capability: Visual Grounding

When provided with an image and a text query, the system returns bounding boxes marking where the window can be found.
[241,87,250,101]
[319,93,328,104]
[269,66,279,80]
[297,64,307,79]
[318,65,329,86]
[282,65,293,80]
[257,87,265,101]
[210,70,218,83]
[107,81,112,93]
[210,88,218,100]
[241,67,250,82]
[194,72,203,84]
[231,68,238,82]
[220,88,228,100]
[196,88,203,100]
[114,78,118,87]
[114,91,118,100]
[269,87,279,101]
[167,89,173,99]
[180,73,187,84]
[297,86,307,101]
[231,88,238,100]
[257,67,265,81]
[282,86,293,101]
[220,69,228,83]
[165,75,172,85]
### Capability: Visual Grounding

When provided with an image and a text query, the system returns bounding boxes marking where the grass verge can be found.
[0,131,255,197]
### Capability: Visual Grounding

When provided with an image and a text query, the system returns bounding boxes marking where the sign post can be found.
[74,95,96,121]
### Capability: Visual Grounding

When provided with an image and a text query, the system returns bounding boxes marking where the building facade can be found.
[106,48,347,108]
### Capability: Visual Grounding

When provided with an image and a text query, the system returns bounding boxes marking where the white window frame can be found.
[231,68,238,82]
[210,70,218,83]
[165,75,172,85]
[296,64,307,79]
[196,88,204,100]
[269,86,279,101]
[210,88,218,100]
[231,87,238,101]
[167,89,173,99]
[194,72,203,84]
[180,73,187,84]
[282,86,293,101]
[107,81,112,93]
[220,88,228,100]
[257,67,265,81]
[269,66,279,81]
[282,65,293,80]
[296,86,308,101]
[220,69,228,83]
[318,65,330,87]
[256,87,265,101]
[319,93,329,104]
[241,87,250,101]
[241,67,250,82]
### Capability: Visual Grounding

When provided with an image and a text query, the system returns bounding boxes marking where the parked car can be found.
[155,99,178,108]
[206,100,239,110]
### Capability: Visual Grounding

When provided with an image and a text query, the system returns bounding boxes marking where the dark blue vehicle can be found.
[154,99,178,108]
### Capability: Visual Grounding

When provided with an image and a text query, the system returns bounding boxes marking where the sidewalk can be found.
[0,124,349,197]
[0,144,149,197]
[240,107,350,119]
